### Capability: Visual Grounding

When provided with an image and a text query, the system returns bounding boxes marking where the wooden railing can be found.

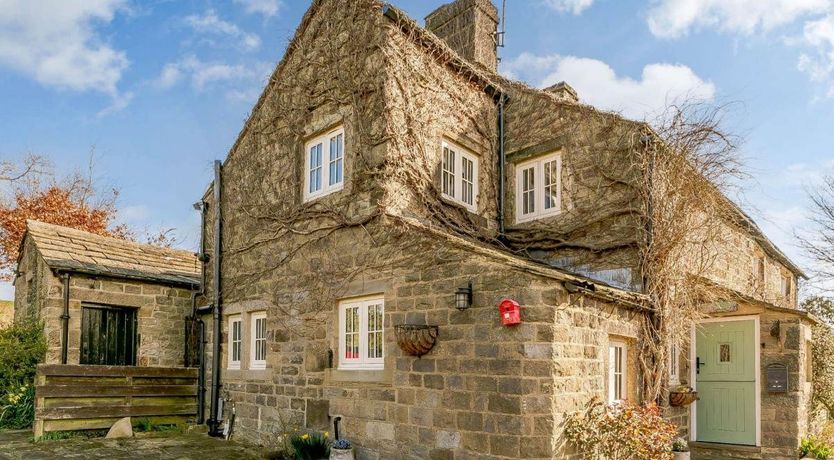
[34,364,198,437]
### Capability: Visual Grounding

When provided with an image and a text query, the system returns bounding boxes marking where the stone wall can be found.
[15,238,194,367]
[0,300,12,328]
[213,222,644,460]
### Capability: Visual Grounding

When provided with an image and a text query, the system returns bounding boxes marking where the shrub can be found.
[800,435,834,460]
[563,398,678,460]
[290,432,330,460]
[0,319,46,430]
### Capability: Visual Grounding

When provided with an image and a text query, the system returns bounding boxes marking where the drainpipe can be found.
[190,200,209,424]
[207,160,224,437]
[497,94,508,237]
[59,272,70,364]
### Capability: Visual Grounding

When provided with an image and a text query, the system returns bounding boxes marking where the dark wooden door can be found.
[80,304,138,366]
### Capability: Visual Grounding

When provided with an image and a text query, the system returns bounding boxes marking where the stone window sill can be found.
[324,368,392,386]
[224,369,270,381]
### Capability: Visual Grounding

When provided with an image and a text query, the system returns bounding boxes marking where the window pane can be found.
[231,321,241,362]
[442,147,455,197]
[522,167,535,214]
[309,143,322,193]
[461,156,474,206]
[543,159,559,210]
[367,303,383,359]
[345,306,359,360]
[329,133,343,186]
[254,317,266,361]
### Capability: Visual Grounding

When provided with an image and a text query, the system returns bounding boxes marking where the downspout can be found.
[497,93,508,238]
[191,200,208,424]
[207,160,224,437]
[59,272,70,364]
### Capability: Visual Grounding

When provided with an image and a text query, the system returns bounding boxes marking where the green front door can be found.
[695,319,757,445]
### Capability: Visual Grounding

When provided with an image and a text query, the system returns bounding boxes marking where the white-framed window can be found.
[608,340,627,404]
[304,126,344,202]
[781,274,793,299]
[515,152,562,223]
[250,312,267,370]
[228,315,242,370]
[338,296,385,370]
[440,140,479,212]
[668,342,679,385]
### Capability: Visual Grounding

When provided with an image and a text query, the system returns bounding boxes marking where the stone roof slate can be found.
[25,220,200,287]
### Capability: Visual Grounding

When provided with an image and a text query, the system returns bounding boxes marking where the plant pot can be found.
[330,447,355,460]
[669,391,698,407]
[673,451,690,460]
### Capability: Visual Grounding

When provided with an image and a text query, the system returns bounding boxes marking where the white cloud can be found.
[647,0,830,38]
[184,9,261,52]
[798,15,834,96]
[155,56,272,101]
[501,53,716,120]
[0,0,129,97]
[542,0,594,15]
[234,0,282,18]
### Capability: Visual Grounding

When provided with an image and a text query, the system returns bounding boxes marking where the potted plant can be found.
[672,438,690,460]
[329,439,354,460]
[669,385,699,407]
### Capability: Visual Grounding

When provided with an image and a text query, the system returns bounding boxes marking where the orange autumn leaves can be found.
[0,187,131,278]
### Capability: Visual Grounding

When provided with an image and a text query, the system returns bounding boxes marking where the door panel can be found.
[80,305,137,366]
[696,319,756,445]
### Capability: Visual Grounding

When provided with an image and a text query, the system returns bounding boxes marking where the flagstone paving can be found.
[0,430,266,460]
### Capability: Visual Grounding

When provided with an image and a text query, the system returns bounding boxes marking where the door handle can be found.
[696,356,705,374]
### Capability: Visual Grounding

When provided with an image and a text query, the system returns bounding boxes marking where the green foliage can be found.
[800,435,834,459]
[134,417,181,433]
[563,398,678,460]
[0,320,46,430]
[290,432,330,460]
[671,438,688,452]
[802,297,834,418]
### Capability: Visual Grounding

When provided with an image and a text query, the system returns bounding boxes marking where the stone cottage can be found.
[192,0,818,459]
[14,220,200,367]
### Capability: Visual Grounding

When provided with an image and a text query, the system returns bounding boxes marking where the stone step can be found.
[690,441,763,460]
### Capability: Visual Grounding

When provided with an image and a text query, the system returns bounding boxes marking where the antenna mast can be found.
[494,0,506,62]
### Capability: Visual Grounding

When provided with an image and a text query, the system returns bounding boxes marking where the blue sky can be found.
[1,0,834,299]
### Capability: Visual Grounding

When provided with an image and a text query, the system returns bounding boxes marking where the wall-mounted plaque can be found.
[766,363,788,393]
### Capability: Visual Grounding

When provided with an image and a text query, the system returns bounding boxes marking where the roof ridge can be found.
[26,220,196,257]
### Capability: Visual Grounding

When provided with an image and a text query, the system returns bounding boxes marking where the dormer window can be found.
[304,126,344,202]
[440,139,479,212]
[515,152,561,223]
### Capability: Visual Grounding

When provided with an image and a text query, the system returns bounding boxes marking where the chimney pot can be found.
[425,0,499,72]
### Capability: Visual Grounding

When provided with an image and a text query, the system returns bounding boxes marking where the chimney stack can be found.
[425,0,499,72]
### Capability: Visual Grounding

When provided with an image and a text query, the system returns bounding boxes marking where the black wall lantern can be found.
[455,281,473,311]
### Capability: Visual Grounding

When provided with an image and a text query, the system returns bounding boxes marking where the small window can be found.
[752,255,765,286]
[304,126,345,201]
[668,342,679,385]
[608,340,627,404]
[440,140,479,212]
[250,312,267,370]
[719,343,731,363]
[516,152,561,223]
[228,315,242,370]
[781,274,793,299]
[338,296,385,370]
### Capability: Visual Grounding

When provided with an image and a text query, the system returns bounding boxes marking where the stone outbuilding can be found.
[14,220,200,367]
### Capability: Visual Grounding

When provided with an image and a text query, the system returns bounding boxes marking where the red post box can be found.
[499,299,521,326]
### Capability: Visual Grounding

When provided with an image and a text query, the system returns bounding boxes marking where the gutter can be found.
[191,200,209,424]
[59,272,70,364]
[497,93,509,237]
[207,160,224,437]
